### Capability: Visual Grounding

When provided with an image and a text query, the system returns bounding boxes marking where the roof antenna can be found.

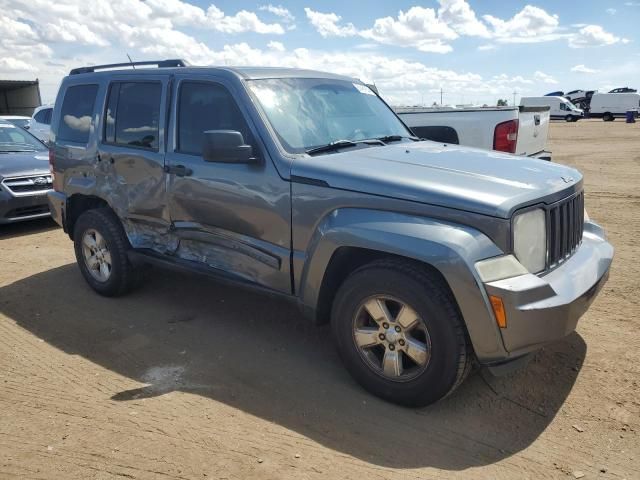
[126,54,136,69]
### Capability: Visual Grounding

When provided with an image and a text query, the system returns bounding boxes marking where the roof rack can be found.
[69,59,189,75]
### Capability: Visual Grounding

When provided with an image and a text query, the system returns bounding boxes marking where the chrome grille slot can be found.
[2,175,53,195]
[548,192,584,268]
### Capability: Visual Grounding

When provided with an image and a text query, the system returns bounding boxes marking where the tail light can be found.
[493,119,519,153]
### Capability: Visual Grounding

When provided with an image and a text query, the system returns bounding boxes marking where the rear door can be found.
[98,75,171,233]
[164,74,292,294]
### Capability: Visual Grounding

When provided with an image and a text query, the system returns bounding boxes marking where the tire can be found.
[331,259,472,407]
[565,115,573,122]
[603,113,614,122]
[73,208,140,297]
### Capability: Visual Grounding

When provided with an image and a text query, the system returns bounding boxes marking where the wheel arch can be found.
[65,194,111,240]
[297,208,508,362]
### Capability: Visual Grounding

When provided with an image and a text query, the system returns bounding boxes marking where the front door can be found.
[97,75,171,241]
[165,76,291,294]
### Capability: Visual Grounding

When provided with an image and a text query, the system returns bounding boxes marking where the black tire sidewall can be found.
[332,266,463,406]
[73,209,131,296]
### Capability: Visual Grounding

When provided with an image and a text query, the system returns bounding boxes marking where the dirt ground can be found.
[1,119,638,480]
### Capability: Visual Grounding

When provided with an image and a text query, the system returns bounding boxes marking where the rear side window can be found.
[177,82,253,155]
[104,82,162,150]
[58,85,98,143]
[410,125,459,144]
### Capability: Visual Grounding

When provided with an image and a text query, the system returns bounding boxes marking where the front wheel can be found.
[565,115,573,122]
[73,208,141,297]
[331,259,472,407]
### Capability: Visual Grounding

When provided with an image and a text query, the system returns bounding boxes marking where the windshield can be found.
[5,118,30,129]
[247,78,412,154]
[0,123,46,152]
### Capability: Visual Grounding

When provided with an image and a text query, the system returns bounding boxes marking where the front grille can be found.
[2,175,53,195]
[548,192,584,268]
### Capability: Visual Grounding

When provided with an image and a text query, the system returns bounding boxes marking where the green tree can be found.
[497,98,508,106]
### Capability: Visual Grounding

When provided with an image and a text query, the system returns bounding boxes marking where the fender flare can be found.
[297,208,508,362]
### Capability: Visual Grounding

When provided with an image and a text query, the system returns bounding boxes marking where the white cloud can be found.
[267,41,285,52]
[477,44,497,51]
[360,6,458,53]
[259,4,295,23]
[304,8,357,37]
[534,71,558,84]
[569,25,626,48]
[483,5,560,41]
[0,57,39,73]
[437,0,490,37]
[205,6,285,34]
[606,8,617,15]
[571,64,599,74]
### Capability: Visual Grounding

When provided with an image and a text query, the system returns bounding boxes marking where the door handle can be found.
[164,165,193,177]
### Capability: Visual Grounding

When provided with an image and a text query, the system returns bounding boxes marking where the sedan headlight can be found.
[513,208,546,273]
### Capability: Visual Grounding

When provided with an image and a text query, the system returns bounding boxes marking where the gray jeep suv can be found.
[47,60,613,406]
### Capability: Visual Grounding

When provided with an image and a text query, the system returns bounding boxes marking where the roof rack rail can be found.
[69,59,189,75]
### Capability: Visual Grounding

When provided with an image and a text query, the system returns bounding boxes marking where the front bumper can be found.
[483,221,613,359]
[47,190,67,230]
[0,187,51,224]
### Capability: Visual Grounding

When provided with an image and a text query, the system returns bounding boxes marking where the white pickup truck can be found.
[394,106,552,160]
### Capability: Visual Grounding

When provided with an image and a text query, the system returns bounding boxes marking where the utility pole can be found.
[440,88,443,106]
[512,90,517,106]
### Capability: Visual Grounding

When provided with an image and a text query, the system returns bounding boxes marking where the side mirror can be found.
[23,125,30,130]
[203,130,255,164]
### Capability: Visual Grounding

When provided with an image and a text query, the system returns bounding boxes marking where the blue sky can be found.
[1,0,638,105]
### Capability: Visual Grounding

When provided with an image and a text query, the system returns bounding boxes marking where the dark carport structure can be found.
[0,79,42,116]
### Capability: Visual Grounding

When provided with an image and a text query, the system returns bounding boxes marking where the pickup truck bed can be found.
[395,106,551,160]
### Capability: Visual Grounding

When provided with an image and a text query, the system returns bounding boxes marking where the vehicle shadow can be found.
[0,217,58,239]
[0,263,586,470]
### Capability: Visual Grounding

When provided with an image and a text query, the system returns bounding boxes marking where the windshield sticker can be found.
[353,83,375,95]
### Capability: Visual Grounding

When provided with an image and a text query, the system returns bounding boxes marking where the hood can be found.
[291,141,582,218]
[0,151,50,180]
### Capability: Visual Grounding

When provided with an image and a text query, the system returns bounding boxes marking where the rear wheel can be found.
[603,112,614,122]
[331,259,472,407]
[73,208,140,297]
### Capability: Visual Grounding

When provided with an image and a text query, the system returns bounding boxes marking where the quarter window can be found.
[58,85,98,143]
[177,82,253,155]
[105,82,162,150]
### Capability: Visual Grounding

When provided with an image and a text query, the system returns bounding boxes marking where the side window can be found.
[58,85,98,143]
[104,82,162,150]
[34,109,49,124]
[177,82,253,155]
[560,103,567,111]
[44,108,53,125]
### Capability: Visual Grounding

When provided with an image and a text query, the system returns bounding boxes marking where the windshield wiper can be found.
[305,138,385,156]
[375,135,420,143]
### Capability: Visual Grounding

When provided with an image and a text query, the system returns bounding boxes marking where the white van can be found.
[520,96,584,122]
[589,93,640,121]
